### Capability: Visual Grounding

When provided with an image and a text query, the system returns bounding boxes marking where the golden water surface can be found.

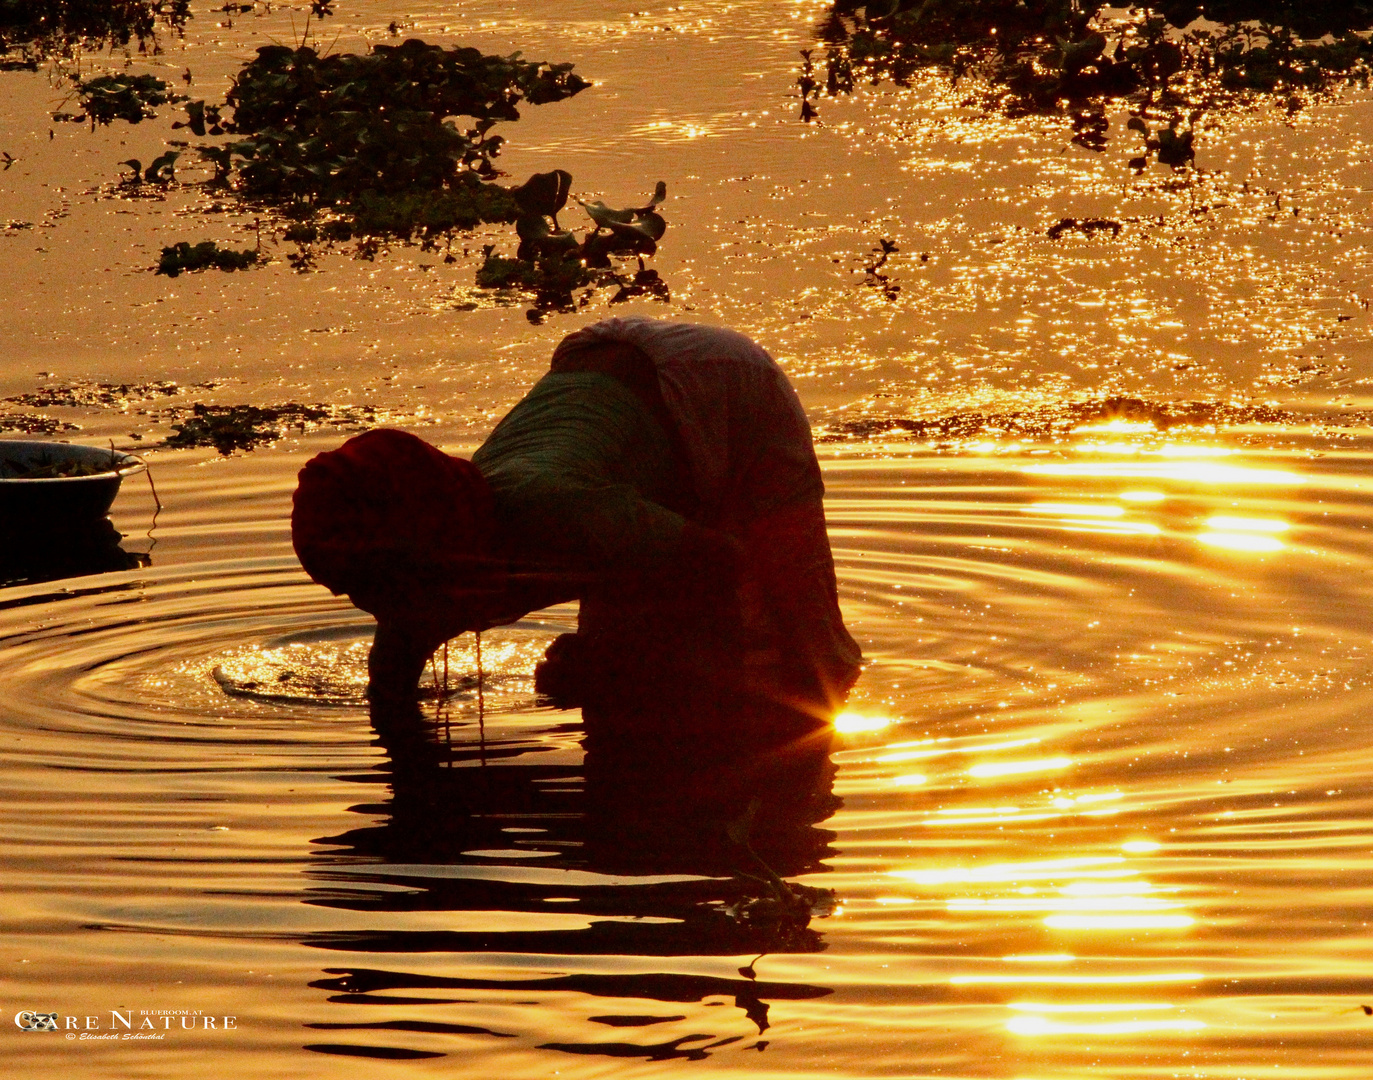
[2,2,1372,1077]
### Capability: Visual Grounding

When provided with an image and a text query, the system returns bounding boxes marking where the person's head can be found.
[291,429,500,632]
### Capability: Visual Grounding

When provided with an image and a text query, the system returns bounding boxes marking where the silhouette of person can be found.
[291,317,861,716]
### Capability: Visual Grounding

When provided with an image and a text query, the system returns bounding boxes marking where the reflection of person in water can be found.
[306,698,840,1050]
[290,316,861,713]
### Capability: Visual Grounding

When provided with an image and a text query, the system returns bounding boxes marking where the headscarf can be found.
[291,429,497,615]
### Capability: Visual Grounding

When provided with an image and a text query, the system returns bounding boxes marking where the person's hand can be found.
[367,619,442,705]
[353,573,508,647]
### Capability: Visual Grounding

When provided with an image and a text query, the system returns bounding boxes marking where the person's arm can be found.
[368,618,442,709]
[363,565,539,706]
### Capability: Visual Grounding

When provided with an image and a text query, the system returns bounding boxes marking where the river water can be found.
[3,2,1373,1076]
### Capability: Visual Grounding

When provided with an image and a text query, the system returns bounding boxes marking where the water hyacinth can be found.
[809,1,1373,146]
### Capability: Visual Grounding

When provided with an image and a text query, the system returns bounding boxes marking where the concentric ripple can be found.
[3,433,1373,1077]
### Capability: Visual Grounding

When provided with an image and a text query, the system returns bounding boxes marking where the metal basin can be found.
[0,441,147,524]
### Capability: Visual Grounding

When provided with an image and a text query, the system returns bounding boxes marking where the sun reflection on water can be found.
[891,857,1132,885]
[1197,513,1290,552]
[1197,531,1286,552]
[1007,1015,1205,1036]
[888,832,1195,937]
[1070,420,1161,436]
[1119,488,1166,502]
[874,736,1042,764]
[1043,913,1195,929]
[833,711,893,734]
[1205,515,1289,533]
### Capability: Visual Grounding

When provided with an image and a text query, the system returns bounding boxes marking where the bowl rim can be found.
[0,440,147,485]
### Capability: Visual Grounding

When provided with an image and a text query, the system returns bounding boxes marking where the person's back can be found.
[472,370,687,589]
[472,368,749,704]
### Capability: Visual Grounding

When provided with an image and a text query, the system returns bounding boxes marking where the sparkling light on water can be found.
[833,711,892,733]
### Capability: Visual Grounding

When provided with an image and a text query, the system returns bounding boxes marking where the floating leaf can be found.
[577,198,635,229]
[512,169,572,222]
[515,213,580,262]
[579,181,668,231]
[60,72,181,126]
[156,240,261,277]
[1156,126,1195,167]
[1056,31,1106,76]
[635,180,668,214]
[609,211,665,245]
[174,99,224,137]
[144,150,179,183]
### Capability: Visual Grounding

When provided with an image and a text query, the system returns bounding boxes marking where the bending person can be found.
[291,317,862,713]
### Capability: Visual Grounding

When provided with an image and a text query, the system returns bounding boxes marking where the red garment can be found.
[291,428,496,615]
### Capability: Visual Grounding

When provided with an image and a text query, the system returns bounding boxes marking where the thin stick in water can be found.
[143,462,163,552]
[475,629,486,764]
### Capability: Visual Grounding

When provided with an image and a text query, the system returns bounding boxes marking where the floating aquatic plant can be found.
[155,240,261,277]
[1046,216,1123,239]
[477,174,670,319]
[0,413,80,436]
[55,72,181,127]
[132,35,587,243]
[162,402,377,454]
[3,379,216,409]
[215,40,588,209]
[812,2,1373,155]
[0,0,189,65]
[120,150,180,185]
[858,237,900,301]
[1127,113,1195,169]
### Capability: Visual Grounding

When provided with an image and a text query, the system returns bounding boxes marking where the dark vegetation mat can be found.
[804,2,1373,162]
[0,414,80,435]
[155,240,261,276]
[0,380,209,437]
[52,71,182,127]
[3,379,220,409]
[0,0,189,66]
[160,402,380,454]
[0,382,384,454]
